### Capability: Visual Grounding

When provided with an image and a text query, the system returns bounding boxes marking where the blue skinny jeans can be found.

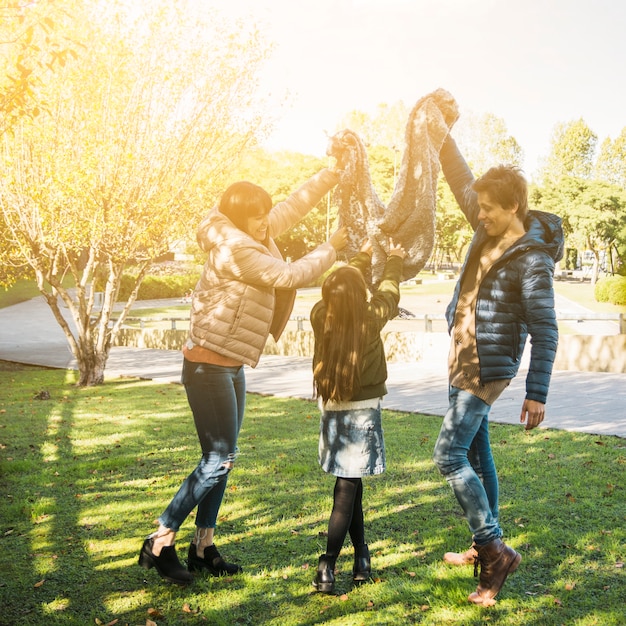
[432,386,502,546]
[158,359,245,532]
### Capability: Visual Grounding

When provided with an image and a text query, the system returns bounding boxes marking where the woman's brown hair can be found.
[313,266,368,403]
[219,181,272,235]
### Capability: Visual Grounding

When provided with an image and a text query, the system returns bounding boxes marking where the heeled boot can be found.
[443,544,478,566]
[187,543,243,576]
[138,537,193,585]
[468,538,521,606]
[312,554,336,594]
[352,543,371,584]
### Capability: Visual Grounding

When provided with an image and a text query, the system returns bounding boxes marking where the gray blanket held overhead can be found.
[327,88,459,286]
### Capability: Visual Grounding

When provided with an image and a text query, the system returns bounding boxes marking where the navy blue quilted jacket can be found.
[441,136,564,403]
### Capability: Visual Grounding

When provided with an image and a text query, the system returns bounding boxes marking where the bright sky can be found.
[210,0,625,177]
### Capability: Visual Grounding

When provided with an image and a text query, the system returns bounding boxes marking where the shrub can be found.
[594,276,612,302]
[594,275,626,305]
[112,273,197,300]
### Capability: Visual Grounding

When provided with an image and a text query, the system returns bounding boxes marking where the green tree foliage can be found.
[453,112,524,174]
[432,179,472,268]
[0,0,273,385]
[231,148,333,260]
[595,127,626,188]
[338,101,409,152]
[540,118,597,183]
[532,177,626,284]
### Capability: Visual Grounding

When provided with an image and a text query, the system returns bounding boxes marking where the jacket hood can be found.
[523,210,564,263]
[197,207,254,254]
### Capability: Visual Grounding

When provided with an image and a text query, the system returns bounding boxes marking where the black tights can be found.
[325,477,365,560]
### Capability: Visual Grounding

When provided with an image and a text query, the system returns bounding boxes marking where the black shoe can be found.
[352,543,371,584]
[138,537,194,585]
[312,554,336,594]
[187,543,243,576]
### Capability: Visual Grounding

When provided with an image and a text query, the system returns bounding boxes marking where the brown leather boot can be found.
[468,539,521,606]
[443,544,478,566]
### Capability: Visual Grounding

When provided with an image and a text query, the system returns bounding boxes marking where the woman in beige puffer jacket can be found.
[138,168,347,585]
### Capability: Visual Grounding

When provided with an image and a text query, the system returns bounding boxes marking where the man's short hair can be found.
[472,165,528,221]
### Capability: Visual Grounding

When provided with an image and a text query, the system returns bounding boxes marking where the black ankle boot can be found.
[313,554,336,594]
[187,543,243,576]
[138,537,193,585]
[353,543,371,584]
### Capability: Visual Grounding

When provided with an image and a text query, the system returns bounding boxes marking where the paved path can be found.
[1,296,625,438]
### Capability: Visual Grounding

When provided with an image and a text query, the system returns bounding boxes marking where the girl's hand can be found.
[388,239,406,259]
[360,238,373,256]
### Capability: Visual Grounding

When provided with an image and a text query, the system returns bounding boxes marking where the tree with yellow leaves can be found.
[0,0,273,385]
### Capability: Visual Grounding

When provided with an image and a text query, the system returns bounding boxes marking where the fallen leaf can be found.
[301,563,309,570]
[34,579,45,588]
[146,620,157,626]
[340,593,349,601]
[147,608,163,619]
[408,571,416,577]
[565,582,575,590]
[421,605,430,611]
[554,597,562,606]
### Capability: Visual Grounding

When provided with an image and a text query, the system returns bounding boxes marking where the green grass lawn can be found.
[1,364,624,625]
[0,278,44,307]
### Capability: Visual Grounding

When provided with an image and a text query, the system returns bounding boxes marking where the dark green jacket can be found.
[310,252,403,401]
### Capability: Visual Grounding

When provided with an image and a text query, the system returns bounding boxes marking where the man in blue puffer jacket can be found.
[432,134,564,606]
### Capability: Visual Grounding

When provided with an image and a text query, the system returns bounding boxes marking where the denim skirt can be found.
[318,400,386,478]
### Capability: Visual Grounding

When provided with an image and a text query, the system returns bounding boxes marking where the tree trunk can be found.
[76,346,109,386]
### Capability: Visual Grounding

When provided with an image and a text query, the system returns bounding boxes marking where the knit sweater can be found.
[326,88,458,286]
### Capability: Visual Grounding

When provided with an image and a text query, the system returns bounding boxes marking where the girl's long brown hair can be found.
[313,266,368,403]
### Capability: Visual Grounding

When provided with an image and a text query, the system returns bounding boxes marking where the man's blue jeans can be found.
[433,386,502,546]
[159,360,245,532]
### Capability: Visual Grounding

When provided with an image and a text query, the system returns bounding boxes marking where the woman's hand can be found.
[328,226,348,251]
[388,239,406,259]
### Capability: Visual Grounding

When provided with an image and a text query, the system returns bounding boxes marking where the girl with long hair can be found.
[310,238,405,594]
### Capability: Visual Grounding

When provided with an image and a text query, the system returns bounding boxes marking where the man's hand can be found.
[520,399,545,430]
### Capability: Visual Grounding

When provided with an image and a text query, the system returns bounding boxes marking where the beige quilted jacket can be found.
[187,168,339,368]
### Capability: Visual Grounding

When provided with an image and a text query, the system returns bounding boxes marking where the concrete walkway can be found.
[1,296,625,438]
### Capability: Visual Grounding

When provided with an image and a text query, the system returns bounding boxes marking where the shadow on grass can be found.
[0,367,624,625]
